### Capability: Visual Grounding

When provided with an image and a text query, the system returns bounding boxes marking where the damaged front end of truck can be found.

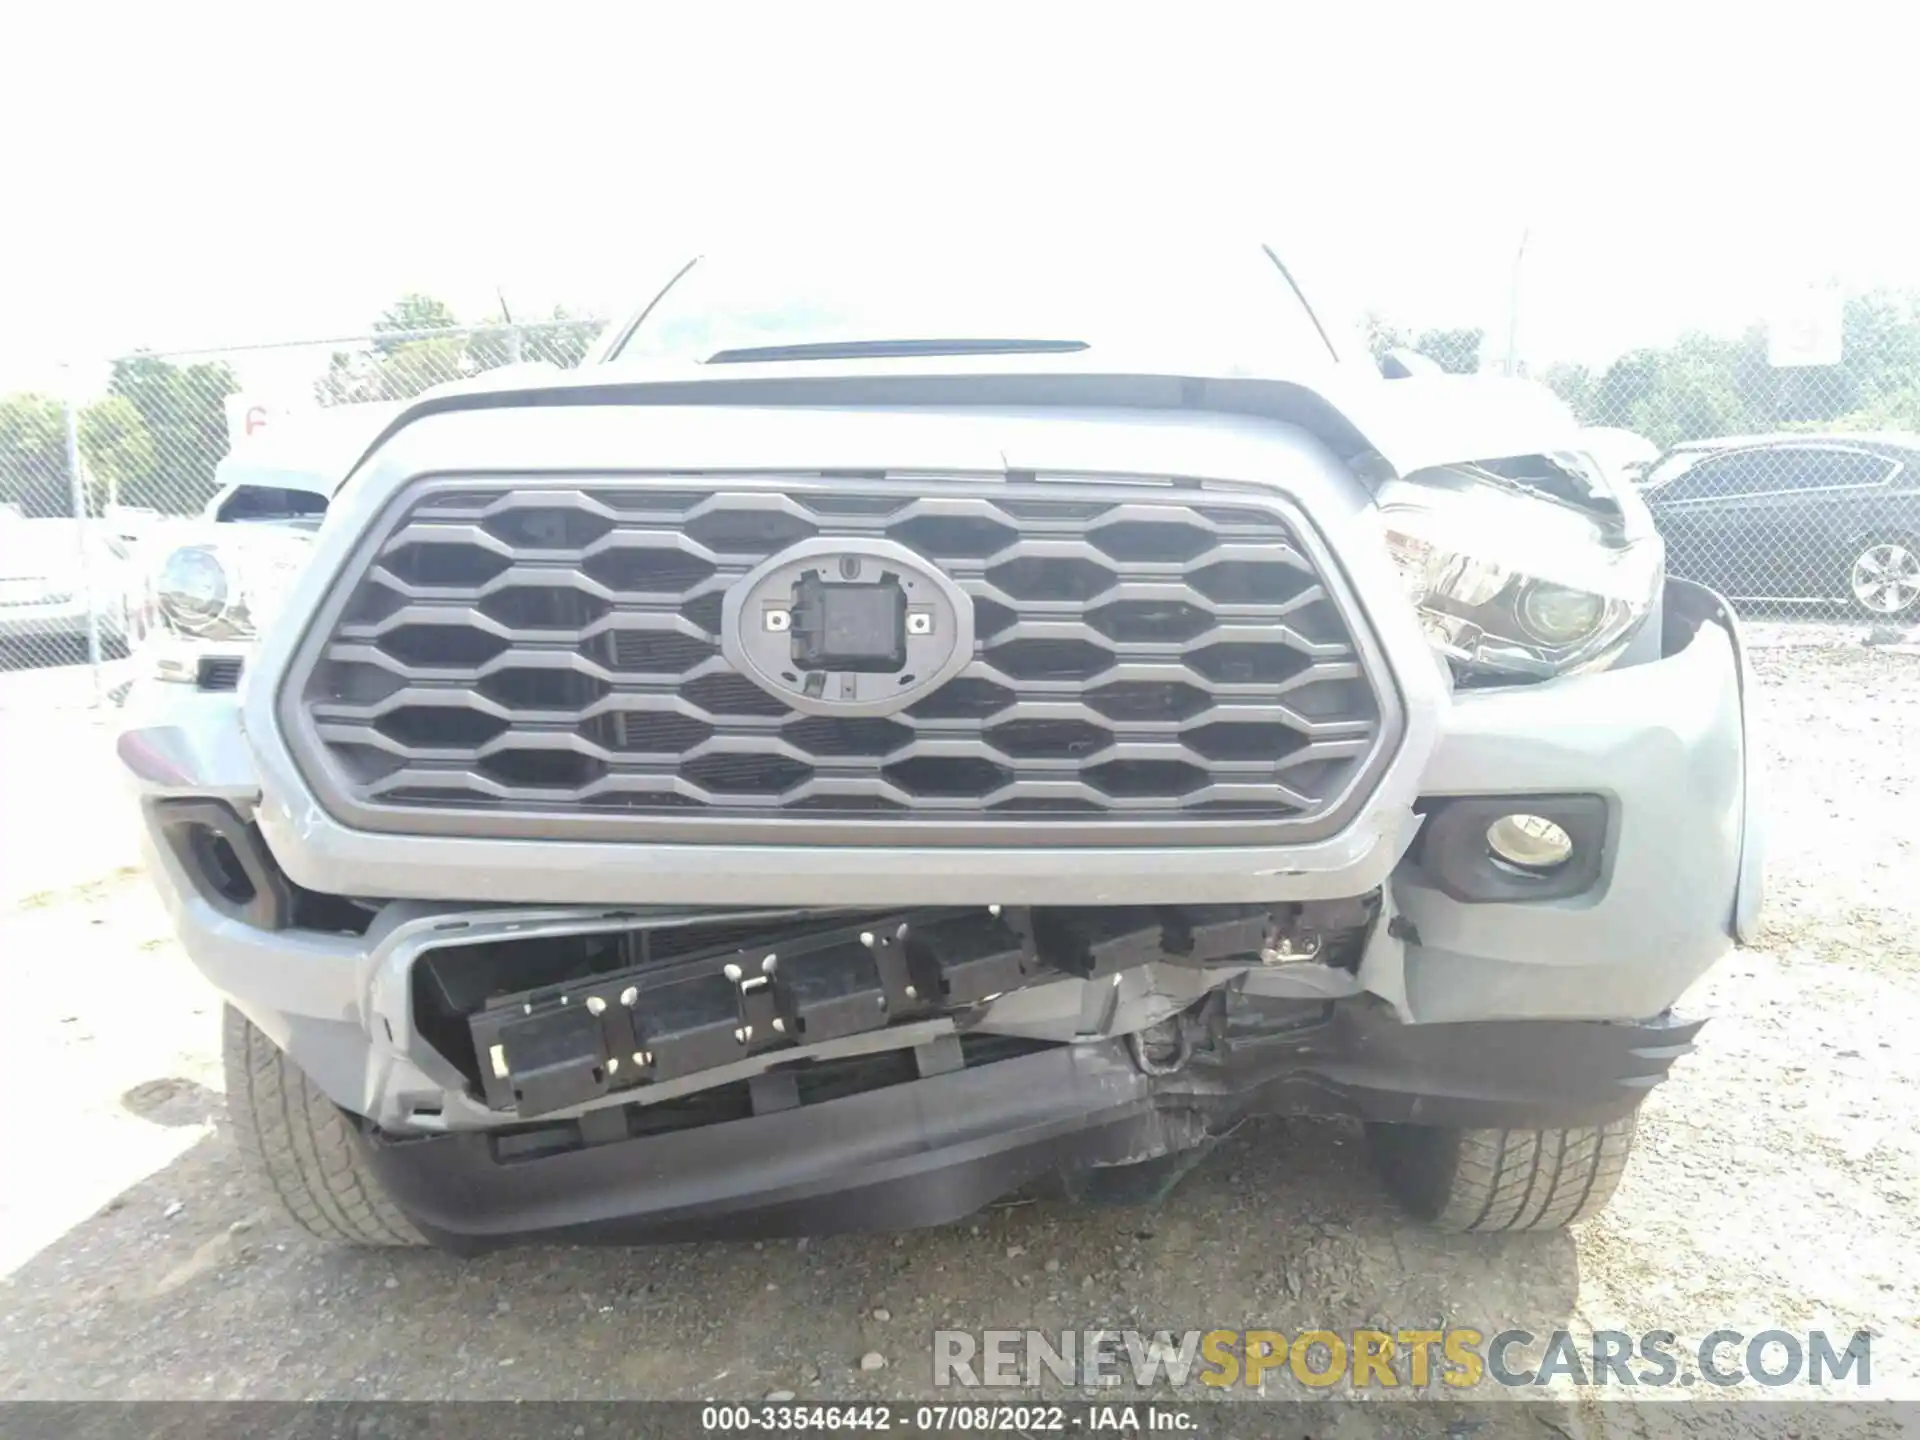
[121,343,1758,1250]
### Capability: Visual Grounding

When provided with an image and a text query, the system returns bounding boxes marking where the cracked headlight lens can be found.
[1380,468,1661,683]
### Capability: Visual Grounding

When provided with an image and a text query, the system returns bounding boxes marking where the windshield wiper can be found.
[704,338,1089,364]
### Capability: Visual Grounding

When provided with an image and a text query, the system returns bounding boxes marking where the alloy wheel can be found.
[1850,542,1920,616]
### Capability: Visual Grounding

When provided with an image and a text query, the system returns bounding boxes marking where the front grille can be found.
[288,476,1393,844]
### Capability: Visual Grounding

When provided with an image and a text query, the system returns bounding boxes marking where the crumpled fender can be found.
[1303,368,1589,480]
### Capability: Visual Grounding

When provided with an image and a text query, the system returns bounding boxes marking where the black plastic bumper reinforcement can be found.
[465,903,1324,1118]
[365,1001,1706,1252]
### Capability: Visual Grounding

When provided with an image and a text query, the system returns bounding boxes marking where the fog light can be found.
[1485,813,1574,873]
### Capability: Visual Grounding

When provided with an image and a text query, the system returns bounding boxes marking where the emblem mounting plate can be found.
[721,537,976,717]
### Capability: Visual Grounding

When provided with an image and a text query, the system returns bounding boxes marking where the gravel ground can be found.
[0,663,141,908]
[0,642,1915,1422]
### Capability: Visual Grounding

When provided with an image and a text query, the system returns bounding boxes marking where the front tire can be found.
[1366,1114,1637,1233]
[223,1005,425,1247]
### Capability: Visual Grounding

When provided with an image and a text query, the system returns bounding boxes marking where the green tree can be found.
[1583,333,1767,448]
[374,293,460,338]
[1820,382,1920,433]
[1555,292,1920,446]
[1751,295,1920,428]
[1541,361,1596,418]
[1362,312,1408,364]
[315,349,382,407]
[318,294,606,406]
[467,304,602,371]
[0,394,71,518]
[0,393,172,518]
[524,308,601,368]
[78,395,158,509]
[371,293,470,396]
[1361,315,1485,374]
[107,354,238,512]
[1835,292,1920,401]
[318,292,469,405]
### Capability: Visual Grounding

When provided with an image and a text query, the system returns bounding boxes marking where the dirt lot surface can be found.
[1,642,1915,1427]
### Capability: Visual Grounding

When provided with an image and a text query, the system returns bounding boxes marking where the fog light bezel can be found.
[150,798,294,929]
[1414,794,1608,904]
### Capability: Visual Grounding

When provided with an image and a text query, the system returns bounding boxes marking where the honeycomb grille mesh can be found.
[293,479,1387,837]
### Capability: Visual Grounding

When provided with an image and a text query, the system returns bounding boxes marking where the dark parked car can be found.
[1640,432,1920,618]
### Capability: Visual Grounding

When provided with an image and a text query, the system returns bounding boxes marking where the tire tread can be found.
[1371,1114,1637,1233]
[223,1005,423,1247]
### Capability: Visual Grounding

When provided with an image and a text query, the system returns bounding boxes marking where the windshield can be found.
[209,484,330,527]
[604,239,1342,376]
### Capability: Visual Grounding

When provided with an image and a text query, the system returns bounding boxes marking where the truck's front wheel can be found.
[223,1005,424,1247]
[1365,1114,1638,1232]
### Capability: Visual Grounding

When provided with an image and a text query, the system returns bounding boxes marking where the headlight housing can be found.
[1379,466,1661,684]
[155,547,233,637]
[146,530,314,681]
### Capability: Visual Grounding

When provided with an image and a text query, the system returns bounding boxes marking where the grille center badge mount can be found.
[722,537,975,717]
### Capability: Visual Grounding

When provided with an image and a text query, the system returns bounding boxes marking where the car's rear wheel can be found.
[1365,1114,1637,1232]
[1846,536,1920,619]
[223,1004,425,1247]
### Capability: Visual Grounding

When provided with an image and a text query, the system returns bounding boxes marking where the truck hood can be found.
[350,353,1587,493]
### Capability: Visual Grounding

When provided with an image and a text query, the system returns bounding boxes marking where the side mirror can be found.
[1379,347,1444,380]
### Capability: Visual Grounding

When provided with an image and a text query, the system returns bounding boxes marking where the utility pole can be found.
[498,287,522,364]
[62,363,103,699]
[1505,228,1531,377]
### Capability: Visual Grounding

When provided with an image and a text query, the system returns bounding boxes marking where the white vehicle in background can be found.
[136,402,401,694]
[0,511,142,661]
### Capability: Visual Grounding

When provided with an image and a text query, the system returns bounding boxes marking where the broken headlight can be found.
[1379,466,1661,683]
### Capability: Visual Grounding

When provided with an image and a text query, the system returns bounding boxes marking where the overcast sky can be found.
[6,2,1916,396]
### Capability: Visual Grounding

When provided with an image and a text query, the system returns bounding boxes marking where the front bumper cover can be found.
[118,581,1750,1248]
[120,579,1756,1153]
[366,1001,1702,1252]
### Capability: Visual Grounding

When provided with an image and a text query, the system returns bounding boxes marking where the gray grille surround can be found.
[279,473,1403,848]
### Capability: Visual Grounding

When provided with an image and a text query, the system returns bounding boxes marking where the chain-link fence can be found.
[1371,290,1920,630]
[1524,290,1920,632]
[0,318,605,690]
[4,292,1918,700]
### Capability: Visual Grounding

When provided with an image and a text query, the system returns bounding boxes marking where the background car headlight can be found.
[146,530,314,678]
[155,547,231,636]
[1379,468,1661,683]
